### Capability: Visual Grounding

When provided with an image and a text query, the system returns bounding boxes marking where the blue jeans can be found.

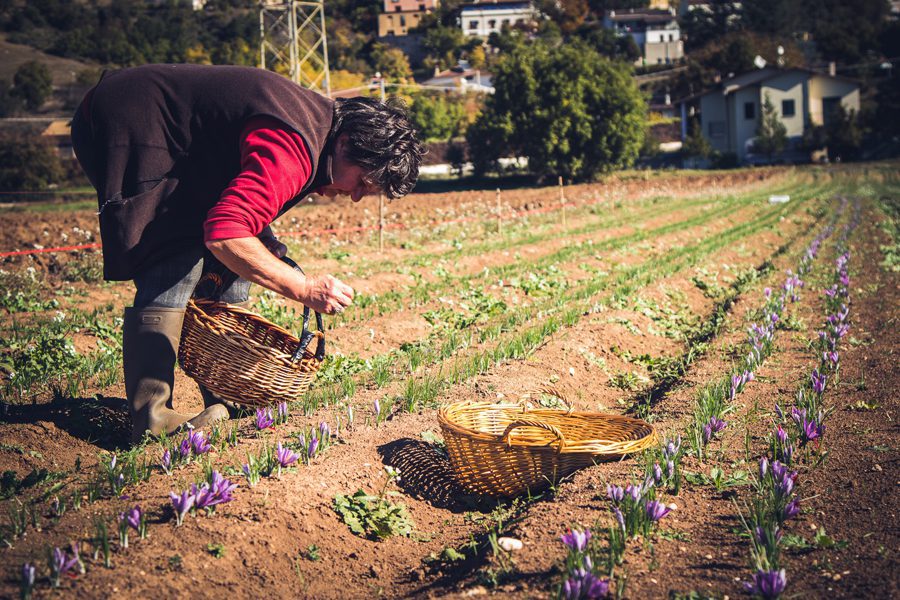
[133,246,250,309]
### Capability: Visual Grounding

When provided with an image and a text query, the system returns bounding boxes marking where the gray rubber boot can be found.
[123,307,229,444]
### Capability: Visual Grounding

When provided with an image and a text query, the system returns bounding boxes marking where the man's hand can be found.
[299,274,354,315]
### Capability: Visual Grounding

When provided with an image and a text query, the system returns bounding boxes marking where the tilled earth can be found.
[0,165,897,599]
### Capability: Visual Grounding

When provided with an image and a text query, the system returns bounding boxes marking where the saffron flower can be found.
[562,569,610,599]
[169,490,194,526]
[703,417,726,443]
[561,528,592,552]
[161,449,172,475]
[754,525,782,547]
[319,421,331,440]
[374,399,381,421]
[275,441,298,469]
[810,370,827,395]
[613,507,626,532]
[653,463,663,485]
[178,438,192,459]
[644,500,671,522]
[664,435,681,459]
[22,563,35,597]
[124,505,142,532]
[758,457,768,481]
[277,401,289,422]
[255,407,275,430]
[307,434,319,459]
[606,484,624,504]
[782,498,801,521]
[624,483,641,502]
[192,471,237,511]
[745,568,787,600]
[49,546,82,586]
[775,425,788,445]
[189,430,211,455]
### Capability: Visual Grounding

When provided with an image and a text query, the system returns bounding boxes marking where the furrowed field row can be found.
[298,187,816,411]
[311,179,822,331]
[293,175,800,284]
[303,188,815,416]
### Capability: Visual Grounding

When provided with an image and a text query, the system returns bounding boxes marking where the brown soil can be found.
[0,166,896,599]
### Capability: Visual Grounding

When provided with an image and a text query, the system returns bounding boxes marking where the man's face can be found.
[316,135,381,203]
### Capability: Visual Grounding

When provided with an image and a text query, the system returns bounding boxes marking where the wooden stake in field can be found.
[559,176,566,229]
[378,192,385,253]
[496,188,502,235]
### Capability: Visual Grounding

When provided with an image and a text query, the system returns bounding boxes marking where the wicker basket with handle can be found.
[178,256,325,408]
[437,388,657,497]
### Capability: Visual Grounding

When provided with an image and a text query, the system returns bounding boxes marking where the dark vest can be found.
[75,64,335,280]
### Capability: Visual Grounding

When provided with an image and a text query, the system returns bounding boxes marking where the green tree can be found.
[825,105,862,162]
[0,78,22,117]
[410,94,467,141]
[371,43,412,81]
[422,26,466,71]
[467,40,645,180]
[12,61,52,111]
[0,132,64,190]
[682,118,714,159]
[752,93,787,160]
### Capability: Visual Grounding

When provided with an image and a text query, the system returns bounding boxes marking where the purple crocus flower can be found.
[703,417,726,443]
[255,408,275,430]
[754,525,783,547]
[613,507,626,532]
[823,351,839,367]
[178,438,192,459]
[758,457,768,481]
[775,425,788,445]
[560,528,591,552]
[22,562,35,586]
[764,287,771,298]
[665,435,681,459]
[275,442,298,468]
[50,548,72,578]
[277,401,288,422]
[666,460,675,479]
[196,471,237,509]
[161,449,172,474]
[563,570,610,599]
[810,370,826,395]
[624,483,641,502]
[374,398,381,420]
[124,505,142,532]
[169,490,195,525]
[190,430,211,455]
[645,500,671,522]
[653,463,663,485]
[307,434,319,459]
[782,498,801,521]
[745,569,787,600]
[319,421,331,440]
[606,484,624,504]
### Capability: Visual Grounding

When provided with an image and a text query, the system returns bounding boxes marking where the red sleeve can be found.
[204,116,312,241]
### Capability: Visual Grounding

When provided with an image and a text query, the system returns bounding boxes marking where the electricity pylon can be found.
[259,0,331,96]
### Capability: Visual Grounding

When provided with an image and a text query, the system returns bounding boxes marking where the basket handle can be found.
[280,256,326,363]
[500,419,567,453]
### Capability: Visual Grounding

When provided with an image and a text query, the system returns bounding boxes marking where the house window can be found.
[488,19,496,29]
[744,102,756,120]
[395,6,401,11]
[400,15,406,26]
[469,20,478,29]
[782,99,795,117]
[419,3,425,9]
[502,19,510,27]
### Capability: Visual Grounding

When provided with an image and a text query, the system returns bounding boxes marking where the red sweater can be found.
[204,116,312,241]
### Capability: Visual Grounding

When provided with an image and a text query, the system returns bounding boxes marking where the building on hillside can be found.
[459,1,537,38]
[422,63,494,93]
[377,0,438,66]
[41,120,74,159]
[603,8,684,67]
[678,67,860,163]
